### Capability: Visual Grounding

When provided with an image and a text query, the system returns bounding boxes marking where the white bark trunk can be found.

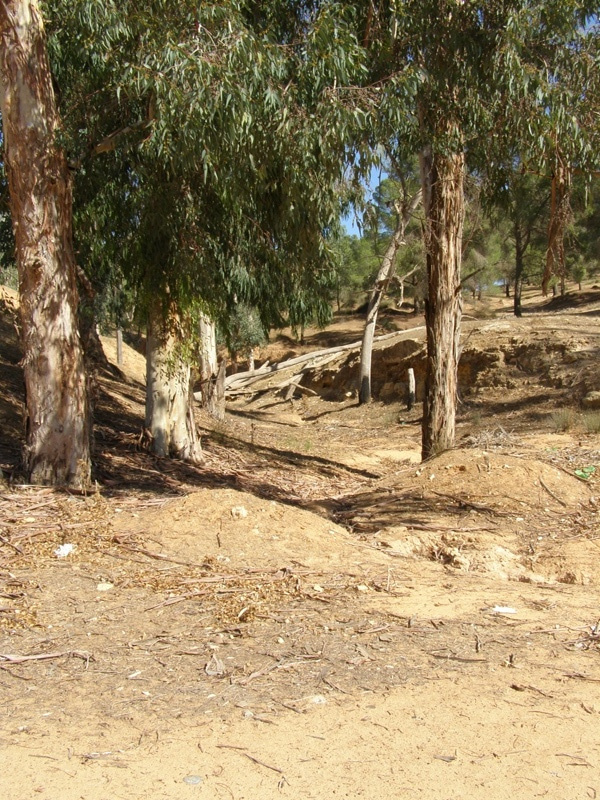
[0,0,91,487]
[146,303,203,463]
[407,367,416,410]
[199,314,218,378]
[358,191,421,405]
[199,313,225,420]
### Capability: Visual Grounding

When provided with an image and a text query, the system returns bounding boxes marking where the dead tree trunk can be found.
[145,301,203,463]
[0,0,90,487]
[199,313,225,420]
[358,191,421,405]
[420,145,464,460]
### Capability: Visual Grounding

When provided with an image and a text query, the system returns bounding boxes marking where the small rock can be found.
[231,506,248,519]
[582,391,600,409]
[54,543,75,558]
[310,694,327,704]
[183,775,203,785]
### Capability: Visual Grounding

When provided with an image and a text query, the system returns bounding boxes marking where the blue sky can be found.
[341,164,387,237]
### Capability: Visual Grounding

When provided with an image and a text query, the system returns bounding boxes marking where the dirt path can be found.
[2,531,599,800]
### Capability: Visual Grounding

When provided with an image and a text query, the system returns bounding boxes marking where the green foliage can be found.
[347,165,425,308]
[568,177,600,282]
[575,465,596,480]
[30,0,600,345]
[334,233,379,306]
[43,0,370,342]
[226,302,266,359]
[486,170,550,292]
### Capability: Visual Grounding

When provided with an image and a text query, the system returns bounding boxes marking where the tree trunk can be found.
[199,313,225,420]
[358,216,404,405]
[407,367,416,411]
[145,302,203,462]
[542,155,571,295]
[358,192,421,405]
[116,328,123,366]
[513,224,524,318]
[420,145,464,460]
[0,0,90,487]
[76,265,109,370]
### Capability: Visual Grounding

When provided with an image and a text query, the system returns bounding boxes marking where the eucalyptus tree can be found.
[0,0,91,487]
[534,19,600,295]
[358,170,421,405]
[45,0,368,461]
[350,0,599,458]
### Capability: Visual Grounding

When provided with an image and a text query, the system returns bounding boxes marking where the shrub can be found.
[582,412,600,434]
[551,408,576,432]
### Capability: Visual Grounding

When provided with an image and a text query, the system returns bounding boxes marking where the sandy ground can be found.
[1,286,600,799]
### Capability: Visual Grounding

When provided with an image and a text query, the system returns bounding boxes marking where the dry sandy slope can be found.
[2,476,600,800]
[2,288,600,799]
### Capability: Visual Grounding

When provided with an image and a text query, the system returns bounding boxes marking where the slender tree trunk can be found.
[420,145,464,460]
[359,212,404,405]
[0,0,90,487]
[116,328,123,366]
[358,192,421,405]
[145,301,203,462]
[542,155,571,295]
[513,224,524,318]
[199,313,225,420]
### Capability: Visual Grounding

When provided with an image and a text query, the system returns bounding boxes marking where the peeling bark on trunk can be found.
[358,192,421,405]
[199,313,225,421]
[542,157,571,296]
[0,0,90,487]
[420,145,464,460]
[146,302,203,463]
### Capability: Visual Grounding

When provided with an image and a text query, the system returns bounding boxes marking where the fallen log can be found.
[225,326,425,392]
[276,373,319,399]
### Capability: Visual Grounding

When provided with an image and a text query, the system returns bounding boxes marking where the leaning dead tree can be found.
[358,189,421,405]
